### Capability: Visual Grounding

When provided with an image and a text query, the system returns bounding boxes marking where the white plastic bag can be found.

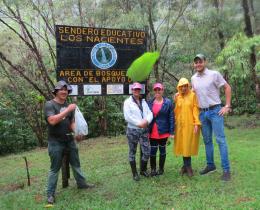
[75,106,88,136]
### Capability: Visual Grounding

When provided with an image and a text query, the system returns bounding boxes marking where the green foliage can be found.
[216,33,260,79]
[76,96,127,137]
[0,76,46,152]
[159,0,242,85]
[0,107,37,155]
[0,0,259,154]
[216,33,260,114]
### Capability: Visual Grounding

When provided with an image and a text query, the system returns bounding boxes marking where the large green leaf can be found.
[126,51,160,82]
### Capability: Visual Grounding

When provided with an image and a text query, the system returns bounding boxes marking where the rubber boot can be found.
[140,160,149,177]
[186,166,194,177]
[150,156,157,177]
[157,155,166,175]
[129,161,140,181]
[180,166,187,176]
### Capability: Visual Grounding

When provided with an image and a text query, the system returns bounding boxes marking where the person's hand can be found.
[75,134,84,142]
[194,125,199,134]
[67,104,77,112]
[138,119,148,128]
[218,106,231,116]
[173,93,179,101]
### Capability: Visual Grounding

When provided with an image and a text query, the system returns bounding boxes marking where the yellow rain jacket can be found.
[174,78,201,156]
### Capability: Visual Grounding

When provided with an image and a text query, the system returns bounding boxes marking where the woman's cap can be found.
[131,82,143,90]
[153,83,164,90]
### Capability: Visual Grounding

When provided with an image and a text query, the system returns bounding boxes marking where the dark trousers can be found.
[150,138,167,157]
[47,140,86,196]
[183,157,191,167]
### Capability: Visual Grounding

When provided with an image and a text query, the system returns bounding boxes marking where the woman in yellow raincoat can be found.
[174,78,201,177]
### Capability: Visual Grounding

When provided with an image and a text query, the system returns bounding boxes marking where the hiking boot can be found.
[221,171,231,181]
[199,166,216,175]
[47,195,55,204]
[180,166,187,176]
[78,183,95,189]
[186,166,194,177]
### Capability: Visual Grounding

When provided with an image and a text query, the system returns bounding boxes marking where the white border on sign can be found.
[84,84,102,95]
[107,84,124,95]
[129,84,145,94]
[69,85,78,96]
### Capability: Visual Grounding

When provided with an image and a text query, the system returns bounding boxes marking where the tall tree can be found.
[242,0,260,104]
[213,0,225,50]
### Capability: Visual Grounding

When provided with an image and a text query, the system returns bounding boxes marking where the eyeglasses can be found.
[132,88,141,91]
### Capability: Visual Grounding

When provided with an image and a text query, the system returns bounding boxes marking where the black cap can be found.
[194,53,206,61]
[52,80,72,94]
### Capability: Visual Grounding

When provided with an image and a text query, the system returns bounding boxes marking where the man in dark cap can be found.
[191,54,232,181]
[44,80,94,205]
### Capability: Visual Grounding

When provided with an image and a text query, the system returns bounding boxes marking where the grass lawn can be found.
[0,115,259,209]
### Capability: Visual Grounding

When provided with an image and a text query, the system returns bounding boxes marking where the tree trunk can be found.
[242,0,260,104]
[213,0,225,50]
[147,0,159,81]
[78,0,83,26]
[213,0,229,81]
[94,96,107,136]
